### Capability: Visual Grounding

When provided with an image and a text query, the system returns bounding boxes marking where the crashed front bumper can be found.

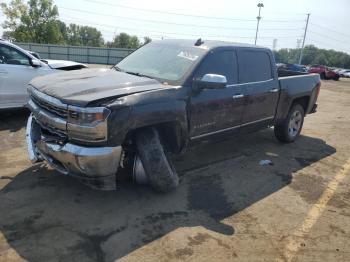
[26,114,122,190]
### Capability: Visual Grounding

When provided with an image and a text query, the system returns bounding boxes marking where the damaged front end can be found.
[26,87,123,190]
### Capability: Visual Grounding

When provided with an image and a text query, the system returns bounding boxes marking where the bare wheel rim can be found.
[288,110,302,137]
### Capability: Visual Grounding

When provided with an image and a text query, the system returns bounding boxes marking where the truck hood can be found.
[29,68,165,106]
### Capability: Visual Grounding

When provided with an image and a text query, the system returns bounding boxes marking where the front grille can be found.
[41,122,67,139]
[31,95,68,119]
[28,87,69,142]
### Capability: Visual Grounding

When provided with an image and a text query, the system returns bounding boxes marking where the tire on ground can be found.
[135,127,179,192]
[274,103,305,143]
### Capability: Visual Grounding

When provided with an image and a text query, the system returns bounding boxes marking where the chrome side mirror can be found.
[198,74,227,90]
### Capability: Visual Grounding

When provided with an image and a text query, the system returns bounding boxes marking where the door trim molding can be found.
[226,78,274,88]
[190,116,274,140]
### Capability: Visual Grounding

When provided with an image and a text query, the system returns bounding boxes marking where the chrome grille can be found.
[28,86,68,142]
[39,121,67,139]
[29,86,68,119]
[31,95,68,119]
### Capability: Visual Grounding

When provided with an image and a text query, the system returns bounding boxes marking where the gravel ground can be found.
[0,79,350,262]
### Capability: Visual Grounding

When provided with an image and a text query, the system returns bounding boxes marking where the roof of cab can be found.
[153,39,269,50]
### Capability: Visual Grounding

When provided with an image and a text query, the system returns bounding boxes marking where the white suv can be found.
[0,40,87,109]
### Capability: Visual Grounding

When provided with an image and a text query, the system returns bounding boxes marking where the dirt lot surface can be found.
[1,79,350,262]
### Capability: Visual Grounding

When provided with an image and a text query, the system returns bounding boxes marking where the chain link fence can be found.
[16,43,135,65]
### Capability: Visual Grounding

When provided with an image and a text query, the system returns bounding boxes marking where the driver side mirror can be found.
[31,59,41,68]
[196,74,227,90]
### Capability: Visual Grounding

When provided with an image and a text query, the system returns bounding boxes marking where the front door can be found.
[189,49,245,139]
[0,44,46,108]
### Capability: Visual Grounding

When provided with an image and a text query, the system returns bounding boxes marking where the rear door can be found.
[189,49,245,139]
[237,49,279,130]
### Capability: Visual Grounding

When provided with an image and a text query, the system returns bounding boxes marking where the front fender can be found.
[129,100,187,130]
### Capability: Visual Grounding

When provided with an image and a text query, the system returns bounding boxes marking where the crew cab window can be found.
[195,50,238,85]
[0,45,30,66]
[237,50,272,83]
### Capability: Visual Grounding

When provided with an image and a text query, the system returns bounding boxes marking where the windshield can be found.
[116,42,206,83]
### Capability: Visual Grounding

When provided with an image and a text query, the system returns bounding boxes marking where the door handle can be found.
[0,70,8,74]
[232,94,244,99]
[269,88,279,93]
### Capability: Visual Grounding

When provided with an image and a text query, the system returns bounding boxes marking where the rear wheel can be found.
[320,72,326,80]
[135,127,179,192]
[274,104,304,143]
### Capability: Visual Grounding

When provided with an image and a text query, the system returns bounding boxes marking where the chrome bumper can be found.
[26,114,122,189]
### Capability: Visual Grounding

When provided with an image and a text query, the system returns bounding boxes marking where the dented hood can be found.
[29,68,165,106]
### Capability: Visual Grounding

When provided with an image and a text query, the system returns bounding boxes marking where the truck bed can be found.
[278,73,320,96]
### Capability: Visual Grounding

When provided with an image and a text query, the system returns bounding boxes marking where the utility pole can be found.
[273,39,277,50]
[298,13,310,65]
[255,3,264,45]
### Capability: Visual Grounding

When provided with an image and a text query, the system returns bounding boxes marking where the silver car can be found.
[0,40,87,109]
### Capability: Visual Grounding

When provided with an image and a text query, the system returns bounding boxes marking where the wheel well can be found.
[125,122,184,154]
[292,96,310,113]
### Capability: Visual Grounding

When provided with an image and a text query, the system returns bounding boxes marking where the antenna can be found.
[194,38,204,46]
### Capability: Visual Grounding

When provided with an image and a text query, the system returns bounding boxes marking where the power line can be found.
[311,15,349,30]
[308,31,349,46]
[58,6,304,32]
[61,15,303,40]
[307,38,349,53]
[58,6,255,31]
[80,0,304,23]
[309,23,350,39]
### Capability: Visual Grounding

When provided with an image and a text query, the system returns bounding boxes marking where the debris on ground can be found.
[0,176,13,180]
[259,159,274,166]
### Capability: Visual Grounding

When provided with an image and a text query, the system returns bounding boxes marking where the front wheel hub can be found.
[133,156,149,184]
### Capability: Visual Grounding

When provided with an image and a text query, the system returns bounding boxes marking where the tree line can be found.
[274,45,350,69]
[1,0,151,48]
[2,0,350,67]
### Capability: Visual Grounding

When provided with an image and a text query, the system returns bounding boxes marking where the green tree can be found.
[274,45,350,68]
[1,0,63,43]
[143,36,152,45]
[112,33,141,48]
[64,23,104,46]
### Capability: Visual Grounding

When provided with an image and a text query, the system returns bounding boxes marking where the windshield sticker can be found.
[177,51,199,61]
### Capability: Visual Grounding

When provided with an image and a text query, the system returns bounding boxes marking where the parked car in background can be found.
[277,63,309,77]
[27,50,88,71]
[26,39,321,192]
[278,63,308,73]
[339,69,350,78]
[0,40,87,109]
[308,65,340,80]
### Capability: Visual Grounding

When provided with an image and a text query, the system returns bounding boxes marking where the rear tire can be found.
[135,127,179,192]
[274,104,304,143]
[320,72,326,80]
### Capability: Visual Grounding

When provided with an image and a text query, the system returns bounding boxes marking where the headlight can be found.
[68,106,110,125]
[67,106,110,143]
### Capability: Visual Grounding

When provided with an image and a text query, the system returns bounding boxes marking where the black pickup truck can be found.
[26,39,321,192]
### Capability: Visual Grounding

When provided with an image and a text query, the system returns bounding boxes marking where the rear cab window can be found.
[237,49,273,83]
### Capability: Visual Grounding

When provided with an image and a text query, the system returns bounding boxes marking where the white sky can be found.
[1,0,349,53]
